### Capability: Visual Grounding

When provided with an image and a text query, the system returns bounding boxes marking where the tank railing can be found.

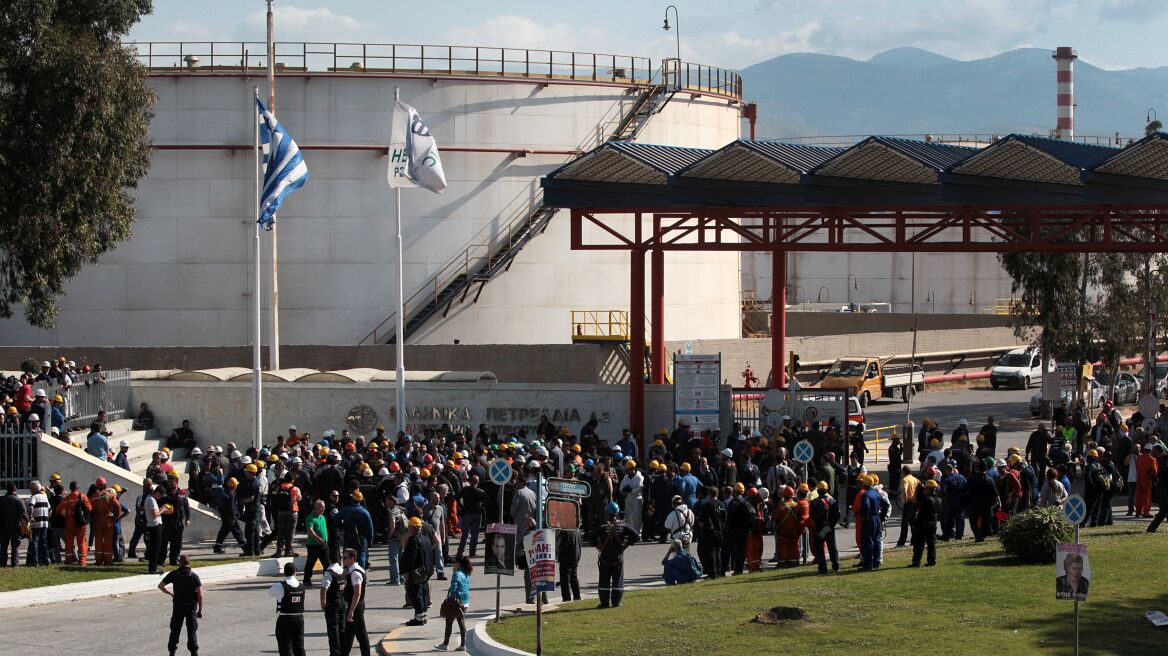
[767,133,1137,148]
[663,58,742,98]
[130,41,653,85]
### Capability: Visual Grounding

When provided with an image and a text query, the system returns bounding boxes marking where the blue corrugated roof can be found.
[745,141,846,172]
[871,137,979,171]
[1007,134,1120,170]
[607,142,712,175]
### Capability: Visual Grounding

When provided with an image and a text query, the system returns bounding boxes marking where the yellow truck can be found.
[821,357,925,407]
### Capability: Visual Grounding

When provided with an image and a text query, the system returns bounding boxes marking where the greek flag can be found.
[388,100,447,194]
[257,98,309,230]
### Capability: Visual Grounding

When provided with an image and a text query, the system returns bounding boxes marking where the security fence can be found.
[0,426,37,488]
[43,368,133,431]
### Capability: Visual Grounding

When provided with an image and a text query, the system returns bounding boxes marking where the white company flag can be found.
[388,100,447,193]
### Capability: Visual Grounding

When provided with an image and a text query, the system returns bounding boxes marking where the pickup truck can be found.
[821,357,925,407]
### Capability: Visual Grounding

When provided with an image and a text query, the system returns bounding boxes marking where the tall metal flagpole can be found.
[393,87,407,437]
[253,86,264,452]
[266,0,281,371]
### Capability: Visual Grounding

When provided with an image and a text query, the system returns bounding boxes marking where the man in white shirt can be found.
[144,487,165,574]
[268,562,306,656]
[340,548,371,656]
[26,480,52,566]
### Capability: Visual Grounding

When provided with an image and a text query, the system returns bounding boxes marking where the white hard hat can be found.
[34,389,47,397]
[119,440,130,448]
[160,452,170,461]
[288,424,296,430]
[50,427,60,435]
[229,450,242,459]
[721,448,733,458]
[291,457,302,465]
[191,447,202,455]
[240,455,252,464]
[28,413,39,421]
[378,467,390,476]
[41,361,50,367]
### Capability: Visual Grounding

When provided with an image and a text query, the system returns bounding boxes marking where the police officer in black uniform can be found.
[340,547,371,656]
[320,561,347,656]
[158,553,203,656]
[268,561,307,656]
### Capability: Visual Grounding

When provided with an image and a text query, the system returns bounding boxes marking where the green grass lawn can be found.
[489,525,1168,655]
[0,557,253,592]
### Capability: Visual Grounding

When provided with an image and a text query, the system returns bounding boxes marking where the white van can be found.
[990,347,1044,390]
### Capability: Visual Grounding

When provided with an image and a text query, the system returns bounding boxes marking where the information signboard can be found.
[523,528,557,592]
[485,523,516,576]
[674,354,722,436]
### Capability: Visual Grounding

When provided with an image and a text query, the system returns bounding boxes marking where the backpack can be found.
[270,485,292,512]
[73,497,91,526]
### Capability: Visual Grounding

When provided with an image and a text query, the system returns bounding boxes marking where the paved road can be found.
[0,386,1132,655]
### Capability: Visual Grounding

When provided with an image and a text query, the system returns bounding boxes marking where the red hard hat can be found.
[96,476,106,486]
[424,454,434,464]
[389,461,401,472]
[782,485,795,498]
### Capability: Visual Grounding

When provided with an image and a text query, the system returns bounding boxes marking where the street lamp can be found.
[847,274,859,303]
[662,5,681,87]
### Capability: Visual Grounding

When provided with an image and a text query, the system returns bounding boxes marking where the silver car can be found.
[1029,379,1106,417]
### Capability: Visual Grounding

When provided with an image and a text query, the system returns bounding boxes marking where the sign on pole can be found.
[489,459,513,486]
[545,498,580,530]
[1062,494,1087,526]
[1057,362,1078,392]
[674,354,722,438]
[1056,542,1090,602]
[484,523,516,576]
[523,528,557,592]
[792,439,814,464]
[547,478,591,498]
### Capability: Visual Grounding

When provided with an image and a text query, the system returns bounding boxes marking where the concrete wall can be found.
[742,250,1015,316]
[129,380,732,446]
[0,343,627,384]
[37,435,219,540]
[0,71,740,348]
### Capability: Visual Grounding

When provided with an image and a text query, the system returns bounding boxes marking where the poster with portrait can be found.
[1055,543,1090,601]
[485,523,516,576]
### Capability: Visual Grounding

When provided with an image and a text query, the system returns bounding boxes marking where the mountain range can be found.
[739,46,1168,140]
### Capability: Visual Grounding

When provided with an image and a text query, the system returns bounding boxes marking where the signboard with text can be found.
[523,528,558,592]
[674,354,722,437]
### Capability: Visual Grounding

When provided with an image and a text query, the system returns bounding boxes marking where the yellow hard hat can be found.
[226,478,238,488]
[351,491,364,502]
[1007,446,1021,455]
[5,406,16,415]
[733,482,745,493]
[268,454,279,462]
[816,481,829,491]
[758,437,769,446]
[161,503,175,515]
[50,473,61,481]
[162,447,170,453]
[624,460,636,469]
[976,433,985,443]
[255,460,265,469]
[924,479,940,489]
[1087,449,1099,458]
[408,517,423,528]
[929,438,940,447]
[1007,454,1022,466]
[649,460,659,470]
[657,428,668,436]
[653,439,665,447]
[53,395,64,403]
[680,462,691,472]
[245,464,258,474]
[571,444,582,453]
[167,470,180,479]
[798,483,809,492]
[868,473,880,485]
[112,484,123,493]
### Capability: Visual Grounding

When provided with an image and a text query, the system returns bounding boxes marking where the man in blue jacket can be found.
[338,491,374,568]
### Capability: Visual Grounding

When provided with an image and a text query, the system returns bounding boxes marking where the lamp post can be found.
[662,5,681,88]
[847,273,858,304]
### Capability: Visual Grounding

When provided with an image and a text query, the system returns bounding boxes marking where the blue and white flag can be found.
[388,100,447,194]
[257,97,309,230]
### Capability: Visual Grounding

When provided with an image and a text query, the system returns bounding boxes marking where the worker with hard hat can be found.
[112,439,132,471]
[144,485,166,574]
[57,480,93,566]
[400,515,435,627]
[90,477,121,566]
[239,463,262,556]
[618,459,645,536]
[723,482,752,575]
[910,479,943,567]
[771,485,808,568]
[856,474,886,571]
[212,477,246,555]
[808,480,840,574]
[590,501,640,609]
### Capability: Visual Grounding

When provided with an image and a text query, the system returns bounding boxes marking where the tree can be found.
[0,0,155,328]
[999,251,1088,363]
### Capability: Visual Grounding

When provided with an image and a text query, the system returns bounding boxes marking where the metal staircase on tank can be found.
[570,310,673,384]
[360,64,677,346]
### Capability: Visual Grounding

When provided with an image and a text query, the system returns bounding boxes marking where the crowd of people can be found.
[4,399,1168,655]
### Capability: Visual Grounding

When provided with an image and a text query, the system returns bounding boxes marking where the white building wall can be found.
[0,73,740,346]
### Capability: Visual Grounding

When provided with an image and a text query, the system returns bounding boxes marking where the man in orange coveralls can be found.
[59,481,93,565]
[1135,444,1159,518]
[90,477,121,565]
[772,485,809,568]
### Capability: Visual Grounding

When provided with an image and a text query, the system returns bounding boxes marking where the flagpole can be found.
[266,0,281,371]
[393,87,407,438]
[253,86,264,453]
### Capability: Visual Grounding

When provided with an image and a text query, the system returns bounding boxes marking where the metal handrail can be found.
[127,41,744,99]
[571,310,631,340]
[767,132,1136,147]
[863,424,899,465]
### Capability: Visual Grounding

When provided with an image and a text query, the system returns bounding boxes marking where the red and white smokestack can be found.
[1053,46,1077,139]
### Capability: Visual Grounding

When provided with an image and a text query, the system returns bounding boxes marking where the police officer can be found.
[589,501,639,608]
[339,547,371,656]
[158,554,202,656]
[268,561,306,656]
[320,561,347,656]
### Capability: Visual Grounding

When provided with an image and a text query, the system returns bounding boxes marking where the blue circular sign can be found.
[793,439,814,464]
[489,459,513,486]
[1063,494,1087,525]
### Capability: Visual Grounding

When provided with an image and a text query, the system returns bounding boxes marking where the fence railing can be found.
[766,133,1138,148]
[0,427,38,488]
[663,58,742,98]
[43,369,132,430]
[863,424,899,465]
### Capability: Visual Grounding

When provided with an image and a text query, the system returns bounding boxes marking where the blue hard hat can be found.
[606,501,620,514]
[586,459,595,467]
[320,439,329,447]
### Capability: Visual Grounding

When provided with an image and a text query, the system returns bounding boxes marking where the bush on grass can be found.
[999,506,1074,563]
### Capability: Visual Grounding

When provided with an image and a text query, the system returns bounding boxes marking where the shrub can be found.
[20,357,39,374]
[999,506,1075,563]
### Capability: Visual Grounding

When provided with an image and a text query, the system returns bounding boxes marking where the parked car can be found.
[1095,370,1140,405]
[1029,379,1106,417]
[1137,362,1168,398]
[991,347,1046,390]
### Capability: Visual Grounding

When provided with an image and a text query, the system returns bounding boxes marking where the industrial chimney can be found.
[1052,46,1077,140]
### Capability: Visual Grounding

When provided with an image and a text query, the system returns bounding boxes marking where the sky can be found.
[129,0,1168,72]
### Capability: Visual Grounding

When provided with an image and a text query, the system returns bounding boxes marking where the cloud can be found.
[444,15,616,54]
[245,5,371,41]
[1094,0,1168,23]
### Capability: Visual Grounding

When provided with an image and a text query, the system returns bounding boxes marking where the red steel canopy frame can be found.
[570,205,1168,448]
